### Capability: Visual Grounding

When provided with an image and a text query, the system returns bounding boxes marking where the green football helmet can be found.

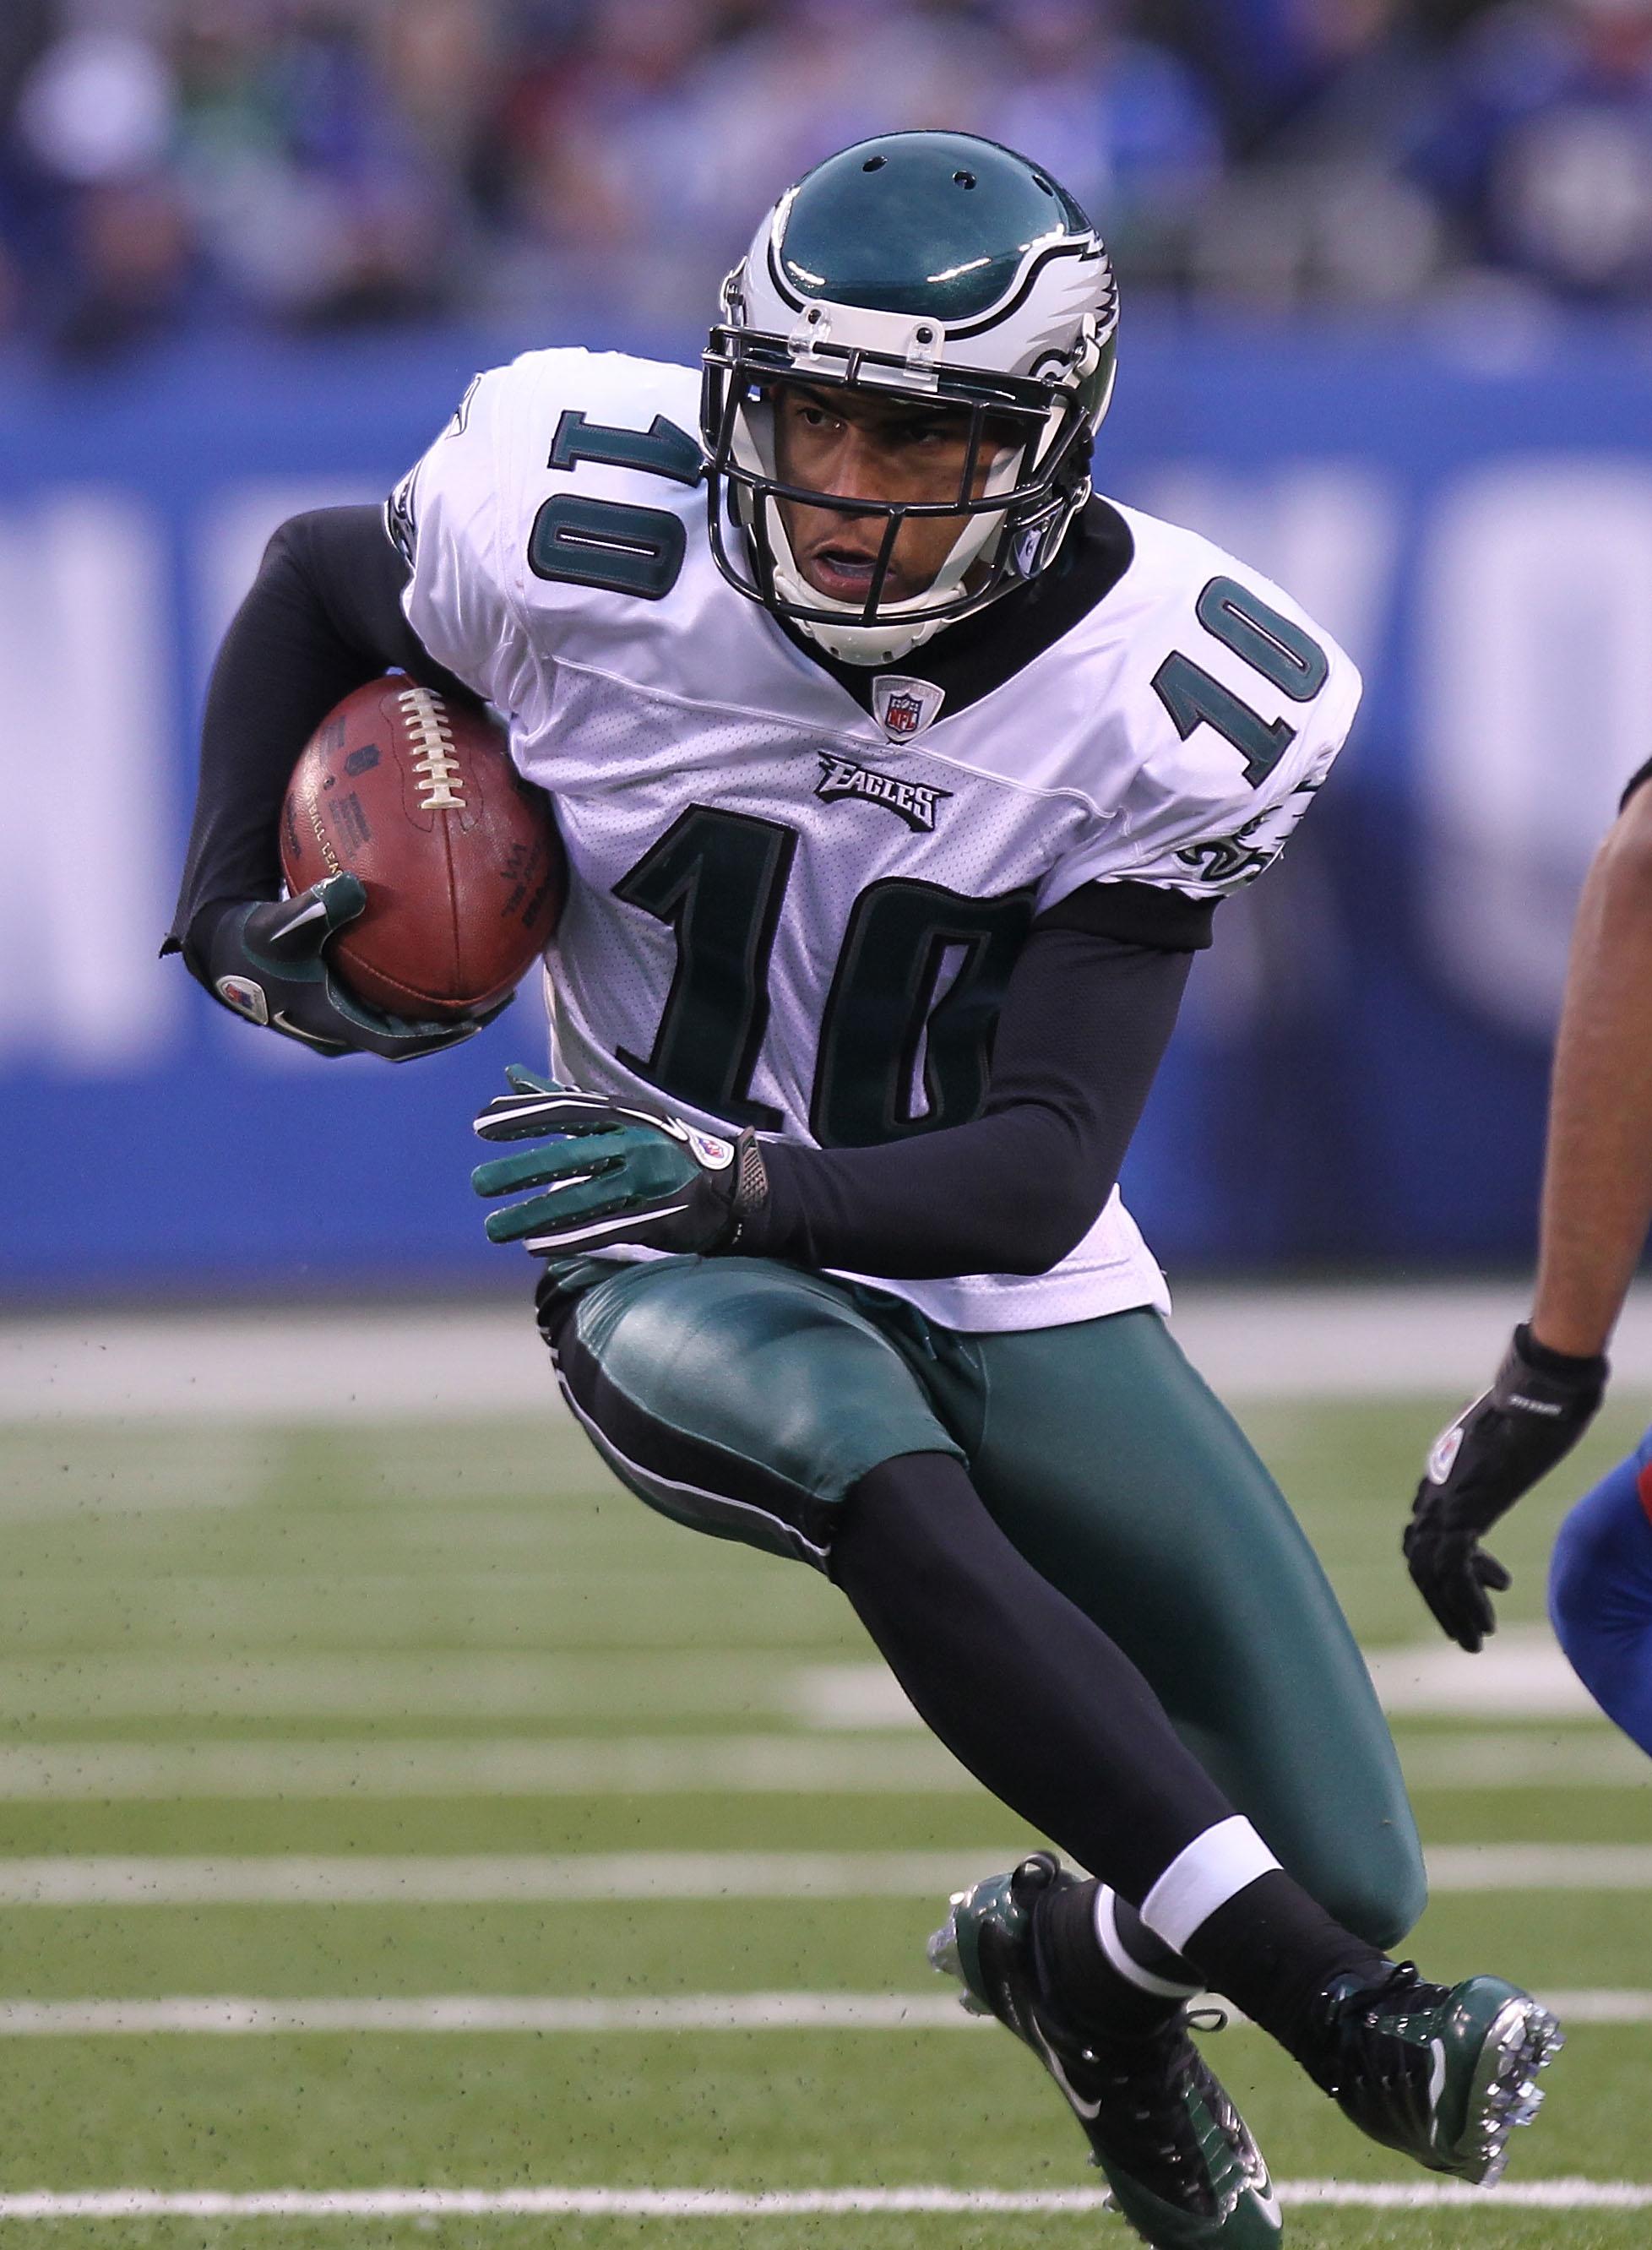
[701,130,1118,667]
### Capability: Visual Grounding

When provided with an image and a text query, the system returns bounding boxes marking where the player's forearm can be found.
[166,506,463,976]
[1530,785,1652,1357]
[754,1104,1105,1278]
[743,930,1193,1280]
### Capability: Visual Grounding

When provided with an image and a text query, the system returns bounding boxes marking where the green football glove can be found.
[471,1067,769,1255]
[204,873,505,1061]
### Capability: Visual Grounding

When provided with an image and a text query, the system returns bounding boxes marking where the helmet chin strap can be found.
[771,573,945,667]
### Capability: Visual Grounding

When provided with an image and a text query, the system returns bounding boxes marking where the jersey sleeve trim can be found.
[1034,880,1217,951]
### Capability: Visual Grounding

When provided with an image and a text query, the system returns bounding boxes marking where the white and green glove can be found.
[471,1067,769,1255]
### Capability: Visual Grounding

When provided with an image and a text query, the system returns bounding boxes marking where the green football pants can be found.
[540,1253,1426,1947]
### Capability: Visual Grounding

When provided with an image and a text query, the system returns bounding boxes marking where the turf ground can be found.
[3,1346,1651,2249]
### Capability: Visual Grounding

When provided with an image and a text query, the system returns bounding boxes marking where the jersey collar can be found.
[774,497,1135,727]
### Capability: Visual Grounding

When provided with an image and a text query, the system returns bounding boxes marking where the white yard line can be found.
[1363,1631,1600,1720]
[1286,2182,1652,2209]
[0,1988,1638,2036]
[0,1308,556,1426]
[1539,1991,1652,2022]
[0,1654,799,1726]
[0,1736,979,1798]
[1426,1845,1652,1888]
[1396,1730,1651,1787]
[0,2181,1644,2215]
[10,1284,1652,1421]
[0,1641,1605,1733]
[0,1729,1627,1799]
[0,1852,1019,1905]
[1165,1285,1652,1400]
[1,1845,1651,1905]
[807,1634,1611,1727]
[0,1995,978,2035]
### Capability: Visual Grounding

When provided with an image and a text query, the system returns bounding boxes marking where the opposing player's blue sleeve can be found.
[1548,1432,1652,1758]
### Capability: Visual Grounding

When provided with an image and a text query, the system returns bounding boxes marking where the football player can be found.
[169,133,1560,2248]
[1405,766,1652,1753]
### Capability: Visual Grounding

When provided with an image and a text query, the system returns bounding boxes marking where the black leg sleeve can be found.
[828,1451,1236,1903]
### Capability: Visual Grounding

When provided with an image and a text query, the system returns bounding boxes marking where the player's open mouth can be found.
[800,545,902,602]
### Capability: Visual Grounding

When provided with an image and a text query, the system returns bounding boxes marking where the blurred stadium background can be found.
[5,1,1652,2240]
[4,0,1652,1288]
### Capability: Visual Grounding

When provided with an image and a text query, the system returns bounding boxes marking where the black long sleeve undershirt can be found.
[166,505,479,976]
[169,502,1211,1283]
[743,924,1193,1280]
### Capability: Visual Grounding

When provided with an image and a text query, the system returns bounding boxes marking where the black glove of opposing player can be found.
[204,873,506,1061]
[471,1068,770,1256]
[1404,1323,1607,1652]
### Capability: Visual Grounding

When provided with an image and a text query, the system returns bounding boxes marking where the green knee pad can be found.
[552,1257,963,1568]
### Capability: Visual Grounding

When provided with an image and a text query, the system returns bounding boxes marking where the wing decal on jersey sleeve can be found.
[1038,553,1357,911]
[1171,759,1334,889]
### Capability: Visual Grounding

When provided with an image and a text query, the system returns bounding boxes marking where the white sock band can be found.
[1138,1816,1282,1954]
[1093,1885,1204,2000]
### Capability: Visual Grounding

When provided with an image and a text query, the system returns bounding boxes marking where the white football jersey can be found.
[395,347,1361,1332]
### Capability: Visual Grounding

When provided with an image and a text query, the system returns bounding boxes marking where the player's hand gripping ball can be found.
[210,676,565,1061]
[1405,1323,1607,1652]
[207,873,506,1061]
[471,1068,769,1256]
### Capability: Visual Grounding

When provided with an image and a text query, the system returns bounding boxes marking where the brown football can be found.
[280,676,565,1019]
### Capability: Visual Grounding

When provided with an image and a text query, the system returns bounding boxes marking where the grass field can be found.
[3,1357,1651,2249]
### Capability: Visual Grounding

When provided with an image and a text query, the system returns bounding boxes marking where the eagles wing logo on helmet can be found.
[701,131,1117,668]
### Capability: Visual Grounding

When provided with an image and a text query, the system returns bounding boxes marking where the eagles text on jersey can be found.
[396,346,1361,1332]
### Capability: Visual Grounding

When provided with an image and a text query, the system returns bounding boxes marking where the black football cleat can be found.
[928,1853,1282,2249]
[1306,1960,1562,2185]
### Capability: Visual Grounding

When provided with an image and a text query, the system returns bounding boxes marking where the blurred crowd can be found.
[4,0,1652,359]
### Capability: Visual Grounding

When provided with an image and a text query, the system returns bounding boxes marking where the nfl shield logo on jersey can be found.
[872,676,946,743]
